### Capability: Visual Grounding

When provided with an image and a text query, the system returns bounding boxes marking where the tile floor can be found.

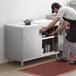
[0,35,74,76]
[0,56,55,76]
[0,57,76,76]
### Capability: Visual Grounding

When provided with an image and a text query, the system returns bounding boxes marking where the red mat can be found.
[20,61,76,76]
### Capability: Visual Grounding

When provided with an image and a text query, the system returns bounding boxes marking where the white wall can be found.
[0,0,73,63]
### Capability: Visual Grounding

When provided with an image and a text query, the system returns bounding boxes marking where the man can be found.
[40,2,76,64]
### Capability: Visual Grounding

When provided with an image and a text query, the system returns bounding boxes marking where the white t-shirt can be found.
[56,6,76,42]
[56,6,76,21]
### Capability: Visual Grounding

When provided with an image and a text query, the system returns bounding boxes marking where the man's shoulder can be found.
[59,6,73,11]
[61,6,73,10]
[60,6,68,9]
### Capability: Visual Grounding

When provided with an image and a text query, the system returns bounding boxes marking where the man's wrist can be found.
[53,31,56,34]
[43,27,48,32]
[45,27,49,31]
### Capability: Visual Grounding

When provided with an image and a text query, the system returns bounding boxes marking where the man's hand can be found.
[39,27,47,33]
[49,31,55,36]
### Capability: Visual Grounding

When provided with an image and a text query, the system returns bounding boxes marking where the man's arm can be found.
[50,21,66,35]
[46,17,60,30]
[40,17,60,33]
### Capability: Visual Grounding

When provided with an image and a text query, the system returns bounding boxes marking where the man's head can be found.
[51,2,61,13]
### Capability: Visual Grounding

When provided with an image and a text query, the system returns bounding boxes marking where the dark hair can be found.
[51,3,61,13]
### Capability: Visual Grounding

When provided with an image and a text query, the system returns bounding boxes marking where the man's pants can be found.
[62,38,76,61]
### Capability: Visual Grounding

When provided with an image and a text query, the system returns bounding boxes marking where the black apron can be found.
[63,17,76,42]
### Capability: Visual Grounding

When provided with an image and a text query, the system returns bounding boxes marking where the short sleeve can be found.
[56,7,66,18]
